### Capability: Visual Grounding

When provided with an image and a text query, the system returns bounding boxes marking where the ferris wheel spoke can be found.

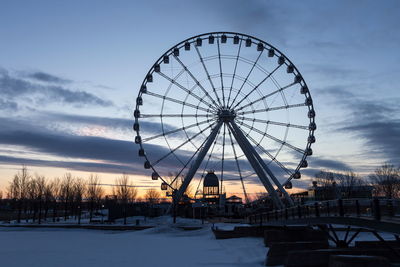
[238,121,305,154]
[156,71,217,111]
[217,36,225,106]
[173,55,221,109]
[237,116,309,130]
[145,91,211,113]
[227,39,242,107]
[142,119,213,143]
[235,82,297,112]
[228,50,264,109]
[236,103,307,116]
[168,128,215,189]
[227,126,249,203]
[151,122,215,166]
[194,45,223,107]
[230,64,282,110]
[243,130,294,176]
[140,113,215,118]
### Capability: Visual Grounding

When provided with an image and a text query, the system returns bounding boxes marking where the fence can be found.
[248,198,400,225]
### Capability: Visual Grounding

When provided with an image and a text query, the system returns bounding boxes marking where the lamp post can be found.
[101,204,105,223]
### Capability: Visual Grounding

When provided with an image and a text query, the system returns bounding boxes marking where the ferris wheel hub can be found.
[217,107,236,122]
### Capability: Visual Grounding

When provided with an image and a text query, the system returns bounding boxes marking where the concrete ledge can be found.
[286,248,400,267]
[265,241,328,266]
[355,240,400,248]
[329,255,391,267]
[213,225,311,239]
[264,229,327,247]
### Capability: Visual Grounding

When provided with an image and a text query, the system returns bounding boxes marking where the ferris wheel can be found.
[133,32,316,209]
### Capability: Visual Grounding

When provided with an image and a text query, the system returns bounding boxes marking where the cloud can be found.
[40,112,195,138]
[308,158,352,171]
[26,71,71,84]
[0,98,18,111]
[0,69,112,108]
[0,155,139,176]
[305,65,363,81]
[322,84,400,164]
[314,85,356,99]
[341,120,400,163]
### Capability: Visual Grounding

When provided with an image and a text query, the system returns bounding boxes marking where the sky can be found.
[0,0,399,198]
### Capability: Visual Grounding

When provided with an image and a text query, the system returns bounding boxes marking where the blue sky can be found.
[0,0,399,196]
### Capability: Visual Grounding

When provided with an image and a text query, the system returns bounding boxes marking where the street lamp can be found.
[101,204,105,223]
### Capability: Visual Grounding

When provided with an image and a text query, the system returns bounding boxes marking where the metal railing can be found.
[247,198,400,225]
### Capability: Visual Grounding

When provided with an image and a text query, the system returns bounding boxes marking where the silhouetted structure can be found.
[202,171,220,204]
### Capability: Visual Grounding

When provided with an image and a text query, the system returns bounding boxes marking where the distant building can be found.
[306,181,374,201]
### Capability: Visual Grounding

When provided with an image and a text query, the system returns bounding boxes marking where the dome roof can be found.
[203,171,219,187]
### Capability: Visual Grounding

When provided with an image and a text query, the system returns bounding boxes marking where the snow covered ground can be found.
[1,216,397,267]
[0,217,267,267]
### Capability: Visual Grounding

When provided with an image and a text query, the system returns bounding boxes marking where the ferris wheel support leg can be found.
[171,121,223,212]
[228,122,284,210]
[248,144,294,206]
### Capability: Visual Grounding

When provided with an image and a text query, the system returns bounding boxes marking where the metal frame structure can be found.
[133,32,316,209]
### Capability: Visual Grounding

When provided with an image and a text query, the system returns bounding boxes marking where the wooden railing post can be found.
[355,200,360,217]
[338,199,344,217]
[326,201,330,216]
[297,205,302,218]
[388,199,394,217]
[314,202,320,217]
[373,198,381,221]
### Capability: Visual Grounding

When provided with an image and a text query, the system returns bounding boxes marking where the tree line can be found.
[2,166,162,223]
[313,163,400,199]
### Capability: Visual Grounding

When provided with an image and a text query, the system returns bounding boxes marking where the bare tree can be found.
[145,188,161,204]
[336,171,365,198]
[7,166,31,223]
[43,179,55,221]
[60,173,75,221]
[113,174,137,224]
[33,175,46,224]
[86,174,104,221]
[369,164,400,199]
[313,170,365,199]
[50,177,61,222]
[26,177,38,222]
[73,178,86,224]
[314,170,336,187]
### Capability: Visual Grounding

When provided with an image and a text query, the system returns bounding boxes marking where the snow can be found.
[0,217,267,267]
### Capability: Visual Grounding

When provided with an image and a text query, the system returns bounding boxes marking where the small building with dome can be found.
[202,170,220,204]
